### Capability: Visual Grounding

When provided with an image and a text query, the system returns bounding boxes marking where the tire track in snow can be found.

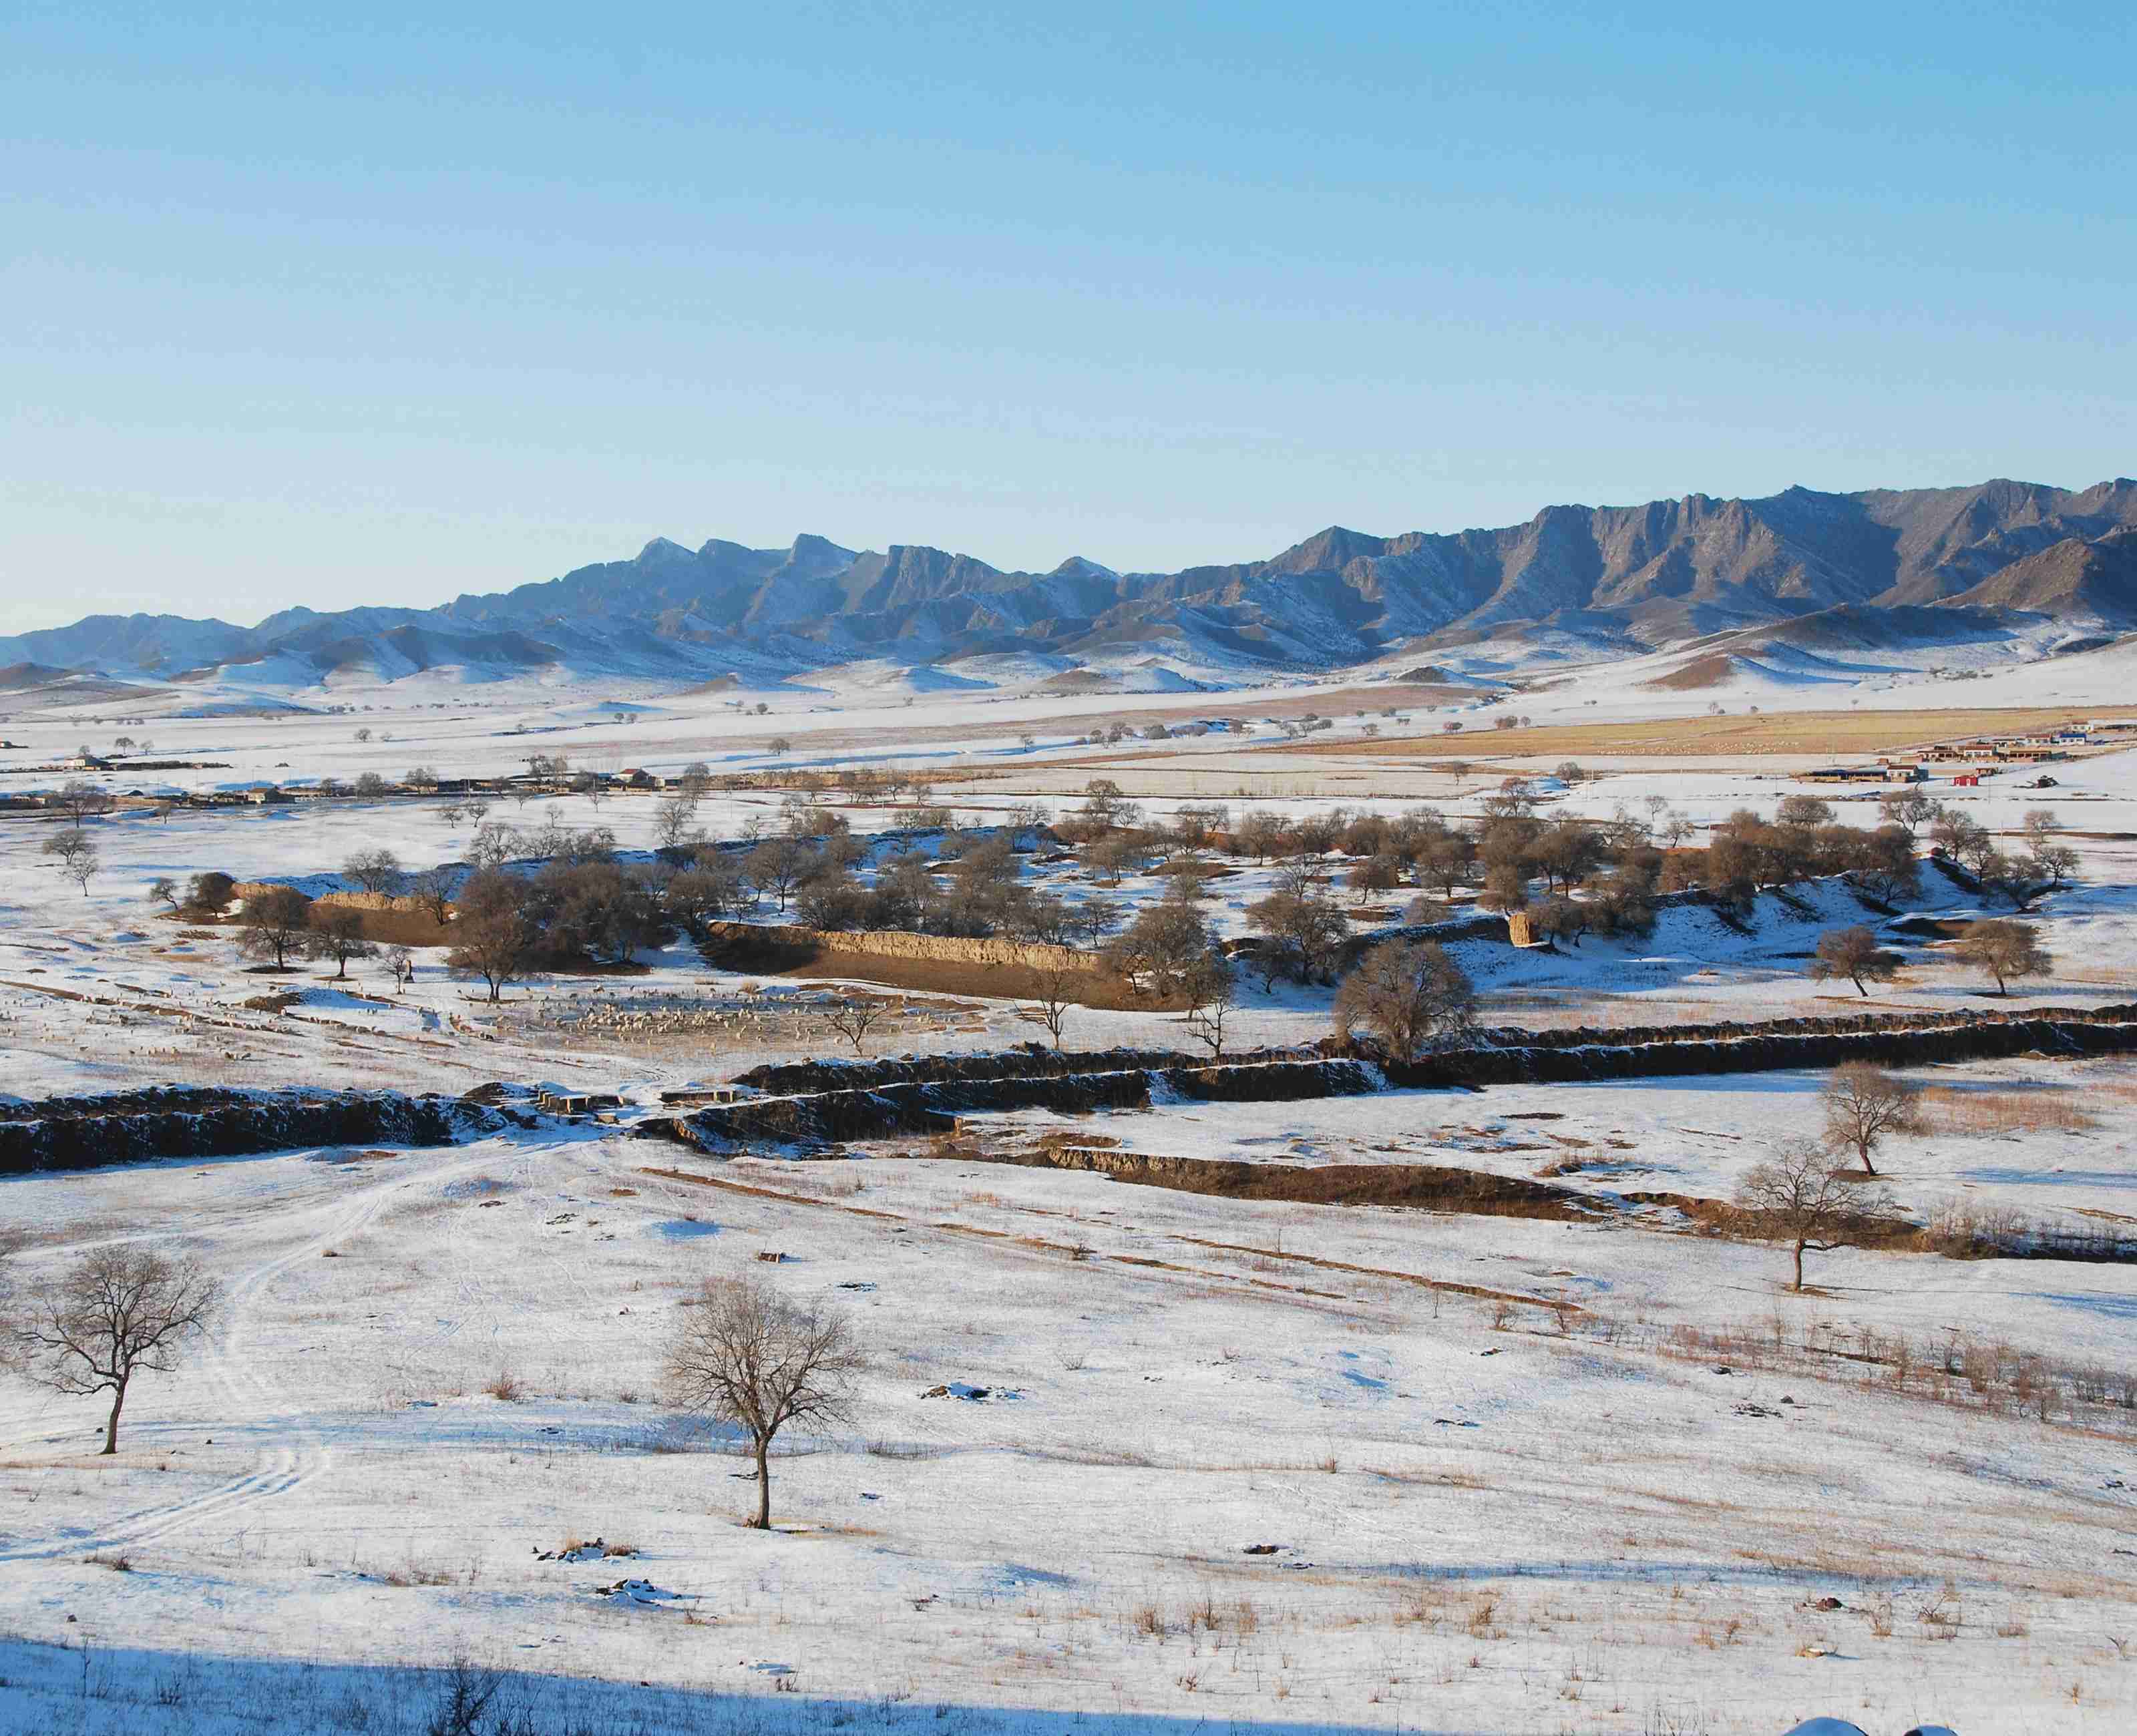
[0,1143,506,1563]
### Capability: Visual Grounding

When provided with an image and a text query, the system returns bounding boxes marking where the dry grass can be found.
[1631,1312,2137,1431]
[1921,1084,2100,1135]
[375,1558,461,1588]
[483,1366,524,1402]
[1921,1199,2137,1263]
[1276,705,2132,761]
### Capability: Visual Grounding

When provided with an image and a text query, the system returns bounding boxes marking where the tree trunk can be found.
[1853,976,1867,996]
[1791,1241,1806,1293]
[1859,1148,1878,1176]
[753,1437,772,1530]
[103,1377,128,1455]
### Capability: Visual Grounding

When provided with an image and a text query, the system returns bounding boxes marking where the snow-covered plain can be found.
[3,670,2136,1735]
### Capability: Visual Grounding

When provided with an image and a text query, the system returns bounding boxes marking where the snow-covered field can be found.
[3,676,2136,1735]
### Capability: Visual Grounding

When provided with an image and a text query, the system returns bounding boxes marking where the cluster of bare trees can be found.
[4,1247,864,1533]
[1873,788,2078,898]
[1688,799,1919,915]
[1736,1063,1923,1290]
[1812,917,2053,998]
[687,763,946,802]
[445,860,671,999]
[662,800,1070,947]
[34,779,122,897]
[228,885,377,976]
[43,827,100,896]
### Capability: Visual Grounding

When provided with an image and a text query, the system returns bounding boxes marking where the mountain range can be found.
[7,477,2136,691]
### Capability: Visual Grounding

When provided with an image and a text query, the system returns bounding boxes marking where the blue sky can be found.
[3,2,2131,630]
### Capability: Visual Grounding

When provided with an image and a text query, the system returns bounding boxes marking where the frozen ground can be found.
[3,1099,2136,1736]
[2,679,2134,1735]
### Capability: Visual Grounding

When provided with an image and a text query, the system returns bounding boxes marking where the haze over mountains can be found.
[8,477,2136,693]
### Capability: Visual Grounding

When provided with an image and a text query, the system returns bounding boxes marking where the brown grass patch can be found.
[1270,705,2133,761]
[339,907,457,947]
[736,945,1157,1010]
[1920,1084,2099,1135]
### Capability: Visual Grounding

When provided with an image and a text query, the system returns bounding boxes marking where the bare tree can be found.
[663,1275,863,1529]
[1181,949,1237,1059]
[1244,888,1347,986]
[2021,813,2079,886]
[1820,1063,1923,1177]
[1344,853,1404,906]
[468,821,520,872]
[1931,807,1993,873]
[1775,793,1833,828]
[747,837,811,913]
[767,735,793,757]
[43,829,100,897]
[447,872,538,1002]
[147,875,180,911]
[1734,1140,1902,1292]
[238,886,313,969]
[1878,786,1937,837]
[1332,939,1477,1060]
[409,863,457,925]
[823,997,889,1054]
[1809,925,1901,998]
[17,1247,218,1454]
[387,946,415,992]
[1017,962,1078,1050]
[1073,893,1125,947]
[55,780,114,825]
[652,794,702,858]
[343,847,403,895]
[184,870,235,915]
[1955,918,2052,996]
[307,908,377,980]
